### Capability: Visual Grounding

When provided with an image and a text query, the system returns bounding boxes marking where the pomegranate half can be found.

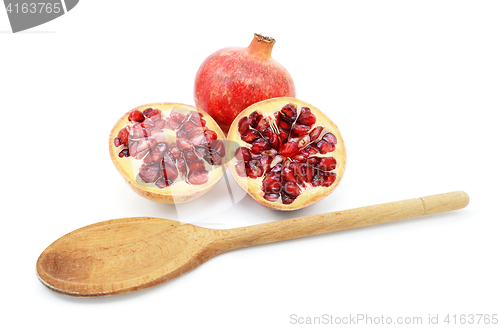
[109,103,226,204]
[227,97,346,211]
[194,33,296,133]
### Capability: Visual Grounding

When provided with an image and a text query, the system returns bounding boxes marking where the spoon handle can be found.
[221,191,469,250]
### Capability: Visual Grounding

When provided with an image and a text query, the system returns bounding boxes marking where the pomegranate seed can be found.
[143,108,161,118]
[163,163,179,182]
[282,167,297,183]
[204,130,218,144]
[281,104,297,123]
[248,111,262,128]
[246,160,264,178]
[235,162,247,177]
[176,157,187,176]
[260,155,272,173]
[241,130,260,143]
[209,140,225,156]
[296,107,316,126]
[291,124,311,138]
[190,132,208,146]
[262,175,281,194]
[304,144,320,155]
[238,116,252,134]
[322,132,337,145]
[118,149,130,158]
[155,178,168,189]
[281,192,295,205]
[154,119,167,129]
[321,172,336,187]
[163,152,176,166]
[309,126,323,141]
[169,145,181,159]
[283,182,301,198]
[184,149,198,162]
[188,170,209,185]
[235,147,252,161]
[114,137,123,147]
[128,110,145,123]
[177,138,193,150]
[251,138,271,153]
[116,127,130,146]
[139,163,162,183]
[194,146,208,158]
[170,110,186,123]
[316,140,335,154]
[318,157,336,171]
[188,159,206,172]
[255,116,270,133]
[279,141,299,158]
[264,193,280,202]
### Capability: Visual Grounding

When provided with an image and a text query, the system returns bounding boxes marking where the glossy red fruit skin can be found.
[194,34,296,133]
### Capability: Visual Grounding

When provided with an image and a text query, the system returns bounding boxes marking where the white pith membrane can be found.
[227,97,346,211]
[109,103,226,204]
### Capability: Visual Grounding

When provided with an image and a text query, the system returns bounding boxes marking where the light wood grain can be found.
[36,191,469,297]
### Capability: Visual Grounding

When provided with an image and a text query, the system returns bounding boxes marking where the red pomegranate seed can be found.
[235,147,252,161]
[204,130,218,144]
[321,172,336,187]
[169,145,181,159]
[188,170,209,185]
[309,126,323,141]
[281,192,295,204]
[251,138,271,153]
[283,182,301,198]
[248,111,262,128]
[154,119,167,129]
[296,107,316,126]
[264,193,280,202]
[291,124,311,138]
[279,141,299,158]
[235,162,247,177]
[143,108,161,118]
[177,138,194,151]
[317,157,336,171]
[190,131,208,146]
[184,149,198,162]
[170,110,186,123]
[114,137,123,147]
[238,116,252,134]
[241,130,260,143]
[316,140,335,154]
[262,175,281,194]
[163,152,176,166]
[246,160,264,178]
[118,149,130,158]
[188,159,206,172]
[163,163,179,182]
[139,163,162,183]
[128,110,145,123]
[304,144,320,155]
[155,178,168,189]
[322,132,337,145]
[177,157,187,176]
[255,116,270,133]
[115,127,130,146]
[282,167,297,183]
[260,155,272,173]
[281,104,297,123]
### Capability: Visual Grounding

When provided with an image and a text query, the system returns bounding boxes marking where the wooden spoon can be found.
[36,191,469,297]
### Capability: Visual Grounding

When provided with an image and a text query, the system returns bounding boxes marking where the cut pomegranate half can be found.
[227,97,346,211]
[109,103,226,204]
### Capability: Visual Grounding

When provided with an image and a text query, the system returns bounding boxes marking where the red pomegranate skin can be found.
[194,34,296,133]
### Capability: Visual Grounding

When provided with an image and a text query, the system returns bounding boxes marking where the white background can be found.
[1,1,499,327]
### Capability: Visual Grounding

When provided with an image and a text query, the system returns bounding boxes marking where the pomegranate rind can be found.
[227,97,346,211]
[109,103,226,204]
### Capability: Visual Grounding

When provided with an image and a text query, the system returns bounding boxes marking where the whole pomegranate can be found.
[227,97,346,211]
[109,103,227,204]
[194,33,296,133]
